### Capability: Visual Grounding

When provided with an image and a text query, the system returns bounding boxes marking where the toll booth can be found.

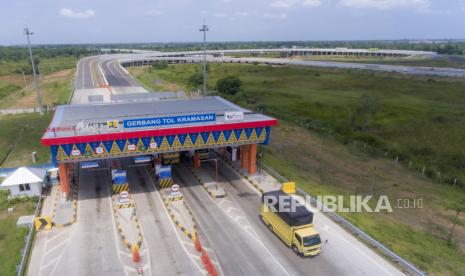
[158,166,173,188]
[41,96,277,198]
[111,170,128,194]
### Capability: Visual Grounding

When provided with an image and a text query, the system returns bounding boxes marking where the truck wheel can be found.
[292,245,300,256]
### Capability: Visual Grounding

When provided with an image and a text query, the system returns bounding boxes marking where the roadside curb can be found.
[52,182,79,228]
[112,197,143,251]
[159,190,197,241]
[187,166,227,199]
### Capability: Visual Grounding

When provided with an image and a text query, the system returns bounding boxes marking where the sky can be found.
[1,0,465,45]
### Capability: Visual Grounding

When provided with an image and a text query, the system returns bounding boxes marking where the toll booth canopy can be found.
[42,96,277,165]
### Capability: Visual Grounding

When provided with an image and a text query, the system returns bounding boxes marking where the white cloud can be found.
[59,8,95,19]
[263,13,288,18]
[302,0,323,7]
[146,9,164,16]
[271,0,322,8]
[339,0,429,9]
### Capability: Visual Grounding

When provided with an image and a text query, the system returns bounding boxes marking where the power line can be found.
[24,26,43,115]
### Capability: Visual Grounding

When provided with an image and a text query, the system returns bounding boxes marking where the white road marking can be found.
[200,184,291,276]
[156,191,206,275]
[89,59,96,88]
[107,61,117,76]
[131,198,152,276]
[46,227,71,244]
[43,238,68,257]
[97,62,108,85]
[106,174,130,276]
[47,227,76,276]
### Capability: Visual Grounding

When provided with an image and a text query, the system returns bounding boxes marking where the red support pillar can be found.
[248,144,257,175]
[194,152,201,169]
[58,163,70,200]
[241,145,249,170]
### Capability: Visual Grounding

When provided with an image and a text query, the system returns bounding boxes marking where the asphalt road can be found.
[100,59,139,87]
[125,164,202,276]
[174,165,292,276]
[182,162,403,276]
[75,56,105,90]
[28,167,126,276]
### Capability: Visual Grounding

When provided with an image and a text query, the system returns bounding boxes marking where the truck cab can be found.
[293,226,322,256]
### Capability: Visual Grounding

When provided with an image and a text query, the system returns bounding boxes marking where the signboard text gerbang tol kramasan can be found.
[123,113,216,129]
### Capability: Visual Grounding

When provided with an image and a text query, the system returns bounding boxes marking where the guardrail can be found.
[17,193,43,276]
[257,161,426,276]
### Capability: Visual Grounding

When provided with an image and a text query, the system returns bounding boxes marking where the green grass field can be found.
[131,64,465,187]
[0,56,77,77]
[0,191,37,276]
[0,113,52,167]
[131,63,465,274]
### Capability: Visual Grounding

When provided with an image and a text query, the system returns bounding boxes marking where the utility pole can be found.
[199,24,209,97]
[24,27,43,115]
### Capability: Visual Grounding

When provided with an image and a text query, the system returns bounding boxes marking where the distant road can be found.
[116,54,465,78]
[72,48,465,104]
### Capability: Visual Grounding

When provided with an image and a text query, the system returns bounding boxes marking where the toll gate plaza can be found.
[32,94,402,276]
[41,96,277,199]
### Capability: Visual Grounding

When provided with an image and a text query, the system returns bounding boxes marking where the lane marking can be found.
[105,169,130,276]
[107,61,117,76]
[186,167,289,276]
[155,191,205,276]
[89,59,96,88]
[47,226,76,276]
[130,191,152,276]
[97,62,108,85]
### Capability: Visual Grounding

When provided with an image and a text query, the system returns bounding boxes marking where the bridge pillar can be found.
[248,144,257,175]
[241,145,249,170]
[58,162,71,200]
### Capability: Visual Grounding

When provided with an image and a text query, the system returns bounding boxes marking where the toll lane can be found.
[173,165,294,276]
[125,164,202,276]
[49,168,125,276]
[206,161,402,276]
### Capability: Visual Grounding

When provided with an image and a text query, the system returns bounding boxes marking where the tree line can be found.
[0,46,97,62]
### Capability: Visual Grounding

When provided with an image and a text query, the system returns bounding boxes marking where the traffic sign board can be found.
[171,184,180,192]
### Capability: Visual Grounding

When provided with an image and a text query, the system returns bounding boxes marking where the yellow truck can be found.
[260,190,322,257]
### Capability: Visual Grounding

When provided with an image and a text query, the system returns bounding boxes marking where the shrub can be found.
[216,76,242,96]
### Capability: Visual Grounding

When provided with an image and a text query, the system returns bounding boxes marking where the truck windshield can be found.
[303,235,321,247]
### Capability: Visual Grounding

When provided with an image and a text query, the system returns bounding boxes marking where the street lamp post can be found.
[199,24,209,97]
[24,27,43,115]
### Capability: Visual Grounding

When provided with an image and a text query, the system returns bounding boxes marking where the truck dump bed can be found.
[262,190,313,227]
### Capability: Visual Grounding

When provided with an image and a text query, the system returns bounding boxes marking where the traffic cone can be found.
[132,243,140,263]
[210,266,219,276]
[194,236,202,252]
[201,250,208,265]
[205,259,213,274]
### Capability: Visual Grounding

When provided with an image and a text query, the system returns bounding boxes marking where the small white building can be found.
[0,167,45,198]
